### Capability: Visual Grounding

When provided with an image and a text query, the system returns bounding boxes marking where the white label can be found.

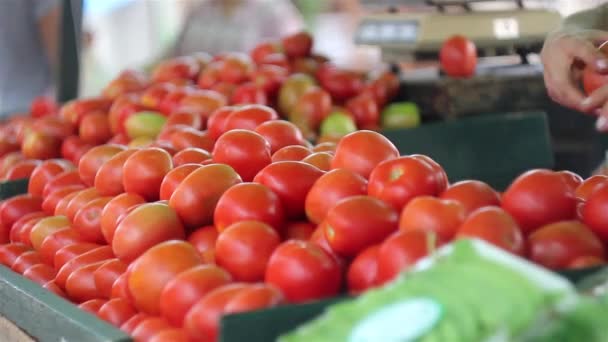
[493,18,519,39]
[349,298,442,342]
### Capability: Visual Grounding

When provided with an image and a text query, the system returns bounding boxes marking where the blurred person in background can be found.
[171,0,305,57]
[0,0,60,116]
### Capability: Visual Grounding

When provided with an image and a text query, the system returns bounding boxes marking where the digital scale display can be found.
[355,20,419,45]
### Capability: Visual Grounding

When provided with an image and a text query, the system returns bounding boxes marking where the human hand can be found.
[541,30,608,115]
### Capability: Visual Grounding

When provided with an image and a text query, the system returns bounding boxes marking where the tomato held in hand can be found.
[501,169,577,234]
[347,244,380,295]
[399,196,466,242]
[324,195,398,257]
[128,240,202,315]
[212,129,272,182]
[265,240,341,303]
[582,42,608,94]
[440,35,477,78]
[456,206,524,256]
[439,180,501,215]
[159,264,232,326]
[527,221,605,269]
[332,130,399,179]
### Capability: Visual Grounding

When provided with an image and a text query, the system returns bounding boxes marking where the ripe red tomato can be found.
[312,142,337,154]
[43,280,67,298]
[170,126,215,152]
[21,131,63,160]
[347,244,380,295]
[29,215,71,251]
[149,329,191,342]
[317,64,364,101]
[207,106,237,140]
[260,53,290,70]
[324,195,398,257]
[93,149,138,196]
[502,169,577,234]
[179,89,227,119]
[251,64,288,97]
[55,245,113,286]
[78,299,107,315]
[223,104,279,131]
[128,240,202,314]
[251,41,282,65]
[61,136,94,164]
[30,96,58,118]
[160,264,232,326]
[0,194,43,230]
[93,258,128,299]
[409,154,449,193]
[65,187,100,222]
[111,272,134,304]
[65,260,107,303]
[103,70,148,100]
[169,164,242,228]
[166,107,204,130]
[12,251,42,274]
[576,175,608,202]
[399,196,466,242]
[188,226,218,263]
[78,144,126,186]
[376,230,441,285]
[28,159,74,196]
[440,35,477,78]
[38,227,82,265]
[527,221,605,269]
[254,120,307,153]
[216,221,280,281]
[131,317,174,342]
[345,92,379,127]
[224,283,284,314]
[152,56,200,83]
[582,42,608,94]
[120,313,151,335]
[568,255,605,269]
[271,145,312,162]
[113,203,186,263]
[122,147,173,201]
[0,243,31,267]
[10,211,45,243]
[282,31,313,58]
[98,298,137,328]
[100,193,146,244]
[456,206,525,255]
[42,185,84,215]
[301,152,333,172]
[284,221,316,241]
[368,156,439,211]
[53,242,101,271]
[439,180,500,215]
[231,82,268,105]
[214,182,285,233]
[559,171,583,192]
[159,163,202,201]
[290,87,332,133]
[581,184,608,241]
[218,53,254,84]
[254,161,324,219]
[42,169,83,198]
[265,240,341,303]
[212,129,271,182]
[332,130,399,179]
[172,147,211,166]
[184,283,249,342]
[22,263,56,285]
[73,197,113,244]
[4,159,41,181]
[79,111,113,145]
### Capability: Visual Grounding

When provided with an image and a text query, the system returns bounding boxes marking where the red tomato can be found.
[265,240,341,303]
[29,215,71,251]
[254,161,324,219]
[170,126,215,152]
[0,194,43,231]
[212,129,271,182]
[30,96,58,118]
[98,298,137,328]
[28,159,74,196]
[43,280,67,298]
[78,144,126,187]
[94,258,128,299]
[251,41,282,64]
[376,230,441,285]
[149,329,191,342]
[94,149,139,196]
[568,255,605,269]
[159,163,202,201]
[42,169,84,198]
[73,197,113,244]
[368,156,439,211]
[111,272,134,304]
[260,53,290,70]
[79,112,113,145]
[0,243,31,267]
[103,70,148,100]
[188,226,218,263]
[224,283,284,314]
[251,64,288,96]
[128,240,202,314]
[502,169,577,234]
[214,182,285,233]
[207,106,237,140]
[4,159,41,181]
[159,264,232,326]
[408,155,448,195]
[55,245,114,288]
[122,147,173,201]
[456,207,525,255]
[166,107,204,130]
[282,31,313,58]
[332,130,398,179]
[169,163,242,228]
[324,195,398,257]
[172,147,211,166]
[216,221,281,281]
[527,221,605,269]
[39,227,82,265]
[399,196,466,242]
[559,171,583,192]
[152,56,200,83]
[113,203,186,263]
[271,145,311,163]
[65,188,100,222]
[20,131,62,160]
[345,92,379,127]
[254,120,306,154]
[439,180,501,215]
[312,142,337,154]
[317,64,364,101]
[231,82,268,105]
[582,42,608,94]
[290,87,332,133]
[10,211,45,243]
[65,261,107,303]
[61,136,94,164]
[305,168,368,224]
[100,193,146,244]
[179,89,227,119]
[12,251,42,274]
[576,175,608,202]
[223,104,279,132]
[22,263,56,285]
[131,317,174,342]
[347,244,380,295]
[284,221,316,241]
[42,185,85,215]
[440,35,477,78]
[581,184,608,241]
[301,152,333,171]
[53,242,101,271]
[218,53,254,84]
[78,299,107,315]
[120,313,152,335]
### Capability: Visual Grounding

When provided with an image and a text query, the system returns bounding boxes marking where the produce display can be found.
[0,29,605,342]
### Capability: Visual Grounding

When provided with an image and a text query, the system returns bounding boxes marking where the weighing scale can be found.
[355,0,563,64]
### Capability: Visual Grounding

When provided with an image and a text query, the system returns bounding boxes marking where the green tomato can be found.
[381,102,421,129]
[320,112,357,137]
